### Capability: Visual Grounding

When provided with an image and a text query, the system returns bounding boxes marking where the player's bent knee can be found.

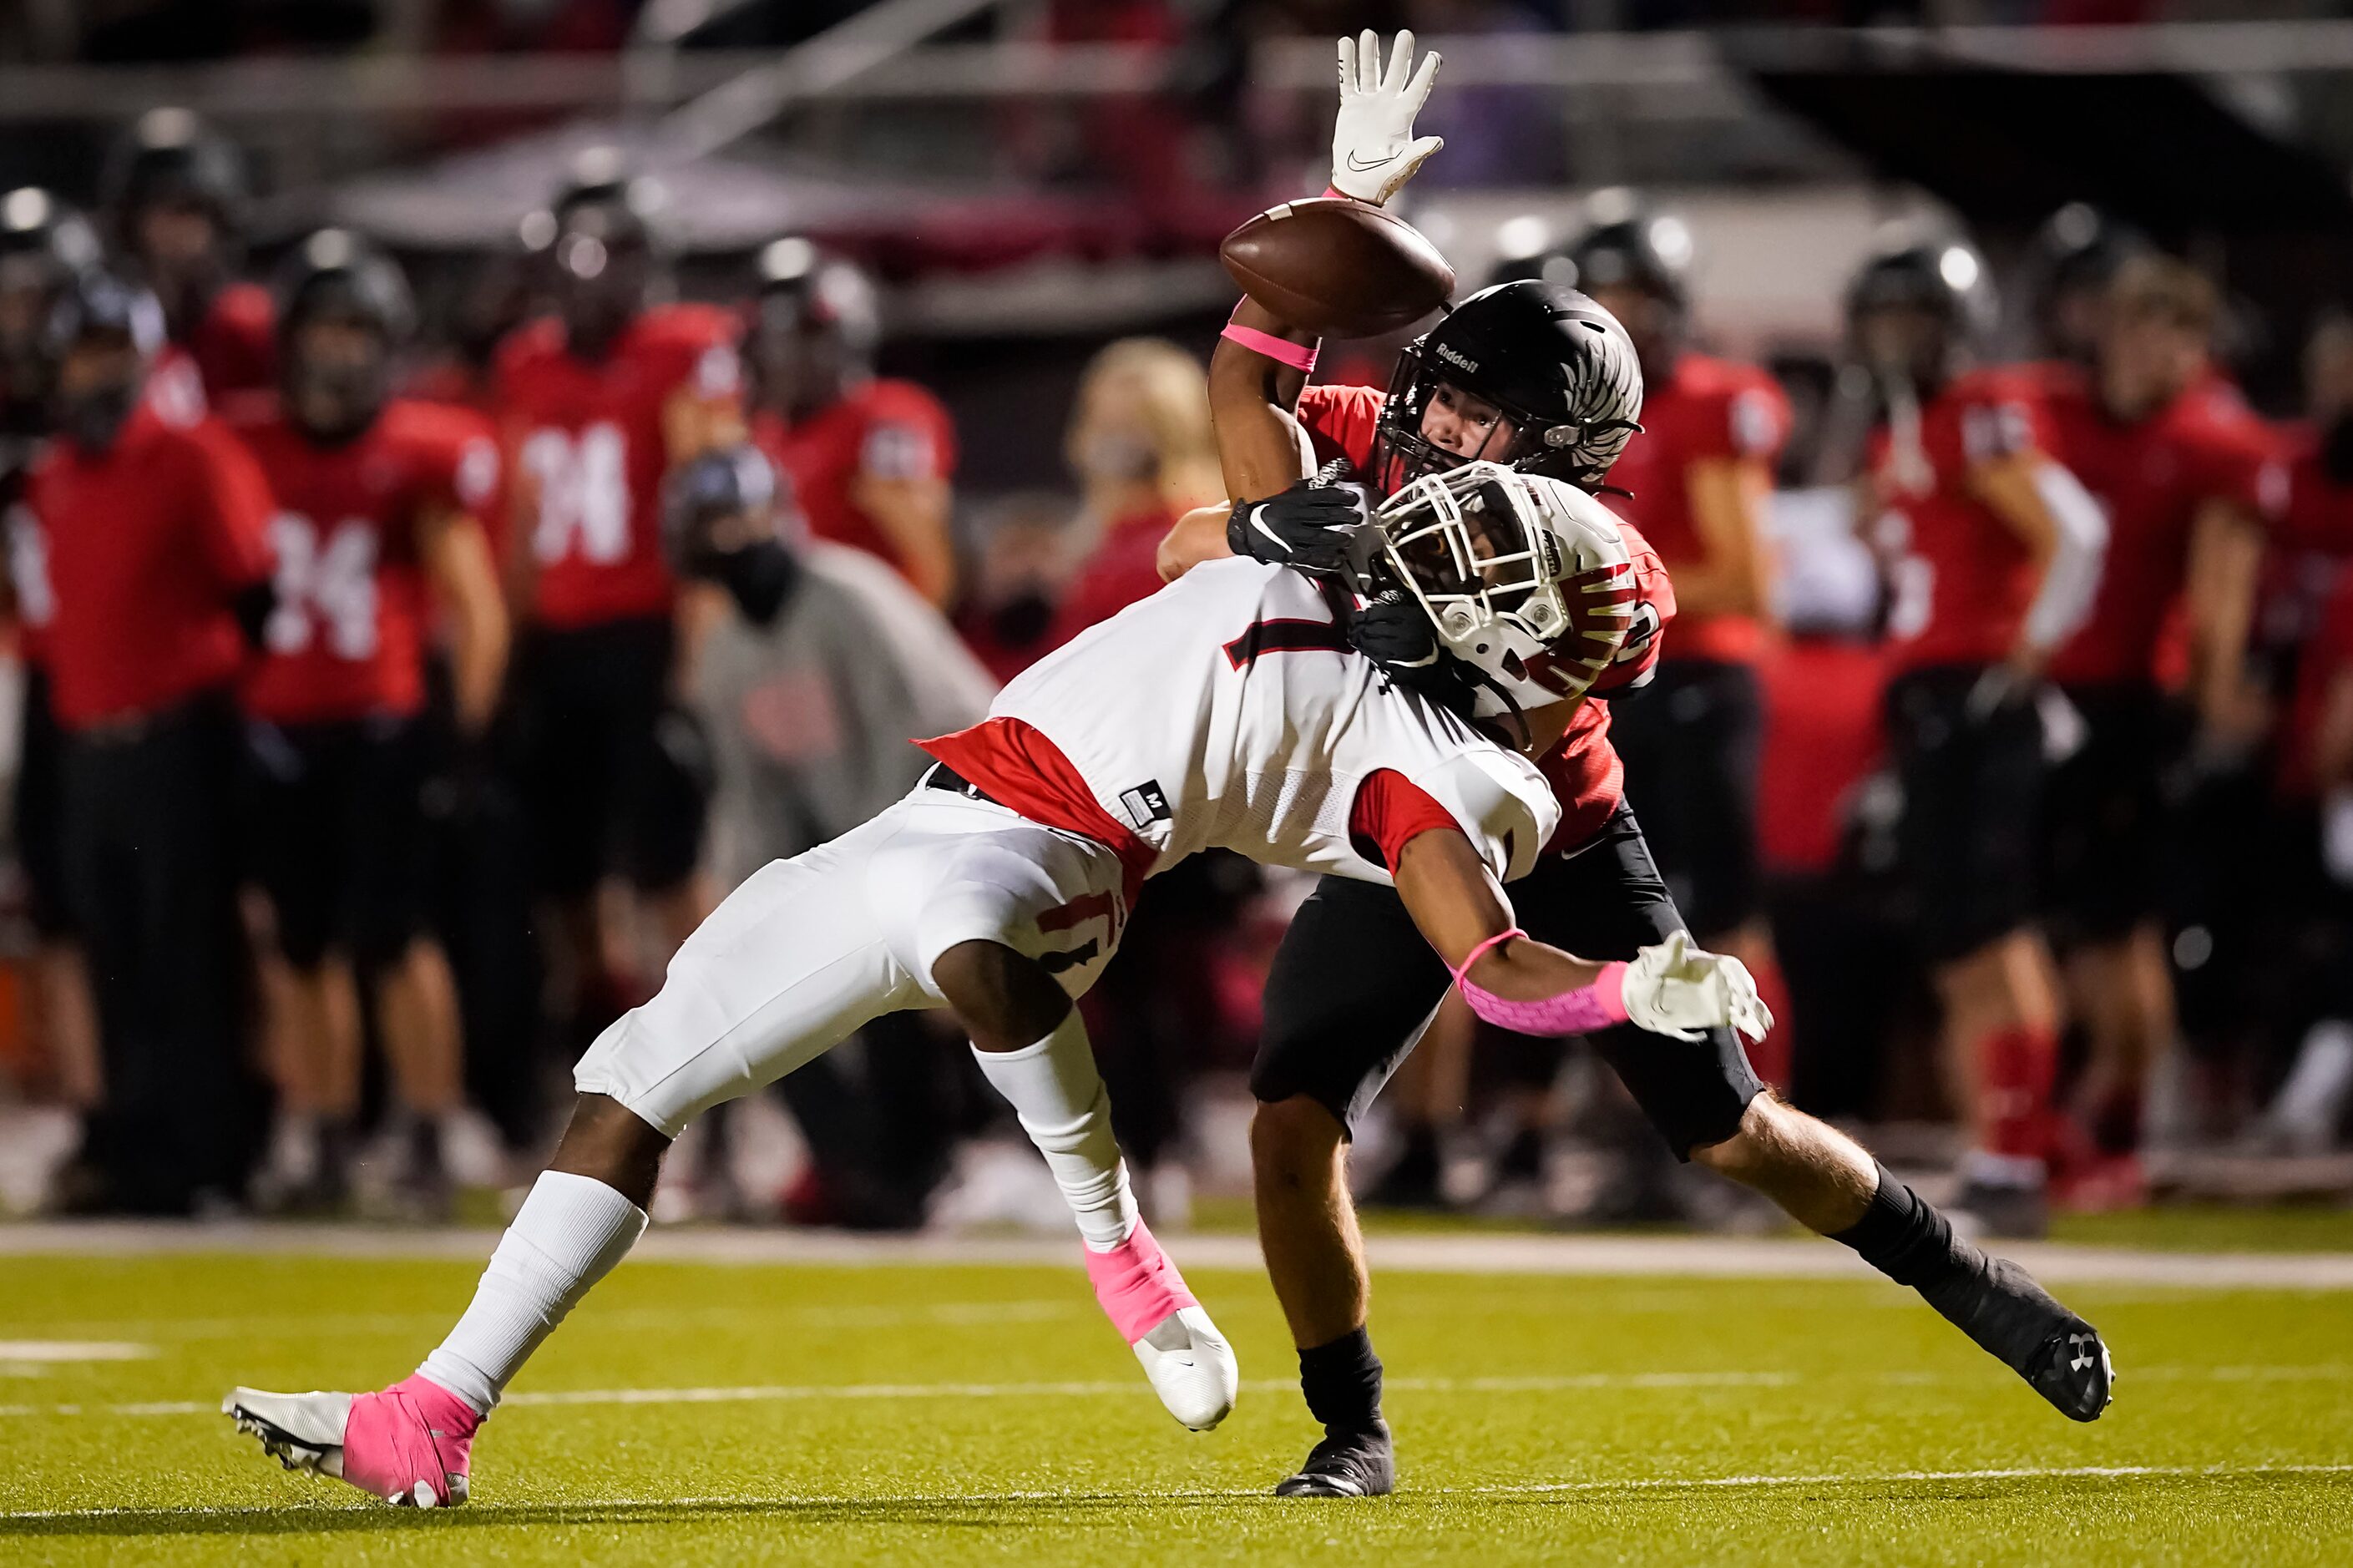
[930,939,1070,1053]
[549,1093,671,1205]
[1250,1095,1344,1189]
[1688,1094,1780,1177]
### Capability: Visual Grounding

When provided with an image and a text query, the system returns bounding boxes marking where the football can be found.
[1219,197,1456,338]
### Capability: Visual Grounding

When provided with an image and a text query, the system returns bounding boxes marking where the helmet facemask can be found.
[1375,461,1633,721]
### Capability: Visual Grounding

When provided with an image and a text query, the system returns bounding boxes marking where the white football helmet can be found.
[1376,460,1636,718]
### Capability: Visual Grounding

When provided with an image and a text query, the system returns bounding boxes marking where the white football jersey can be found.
[992,558,1558,886]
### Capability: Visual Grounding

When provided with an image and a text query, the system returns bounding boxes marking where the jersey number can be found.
[523,422,630,566]
[268,513,380,659]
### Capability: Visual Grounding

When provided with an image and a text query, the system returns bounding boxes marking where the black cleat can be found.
[1925,1255,2114,1422]
[1274,1422,1395,1498]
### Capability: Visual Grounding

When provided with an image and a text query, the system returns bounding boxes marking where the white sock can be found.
[971,1013,1139,1252]
[417,1171,647,1415]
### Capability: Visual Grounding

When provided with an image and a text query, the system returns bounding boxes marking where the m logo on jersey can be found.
[1118,780,1172,829]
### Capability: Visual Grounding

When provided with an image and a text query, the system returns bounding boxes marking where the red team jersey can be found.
[15,399,274,730]
[494,305,741,630]
[1868,367,2052,670]
[751,378,957,587]
[1600,352,1790,665]
[1293,382,1672,851]
[2040,367,2283,688]
[185,281,277,402]
[230,397,502,725]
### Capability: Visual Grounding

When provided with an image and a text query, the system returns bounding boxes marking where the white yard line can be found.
[7,1363,2349,1422]
[5,1460,2350,1521]
[5,1222,2353,1287]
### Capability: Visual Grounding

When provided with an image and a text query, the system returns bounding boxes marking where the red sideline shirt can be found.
[2042,367,2284,689]
[1868,367,2052,671]
[231,397,502,725]
[753,377,957,589]
[2281,565,2353,800]
[18,398,273,730]
[494,305,741,630]
[1293,382,1670,852]
[1756,638,1890,875]
[1045,503,1177,650]
[1601,353,1789,665]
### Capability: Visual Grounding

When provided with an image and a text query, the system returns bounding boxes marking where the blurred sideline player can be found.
[1158,32,2109,1499]
[14,267,276,1212]
[101,108,276,407]
[494,151,741,1026]
[2037,256,2279,1206]
[230,232,509,1216]
[746,239,959,606]
[220,400,1774,1509]
[1563,194,1797,1088]
[1,189,104,1116]
[1850,232,2108,1237]
[663,445,994,1225]
[2025,204,2146,374]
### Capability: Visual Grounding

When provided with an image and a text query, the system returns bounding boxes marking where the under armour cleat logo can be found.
[2067,1333,2097,1373]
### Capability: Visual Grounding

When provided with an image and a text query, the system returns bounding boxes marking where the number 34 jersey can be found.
[230,397,501,726]
[935,558,1561,889]
[493,305,742,630]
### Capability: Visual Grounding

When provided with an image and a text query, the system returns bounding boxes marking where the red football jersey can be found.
[1047,503,1178,650]
[184,281,277,404]
[752,378,958,588]
[232,397,501,725]
[18,399,273,730]
[1867,367,2052,670]
[2267,424,2353,556]
[2280,563,2353,800]
[1293,382,1674,852]
[1601,353,1789,665]
[2042,367,2284,688]
[494,305,741,630]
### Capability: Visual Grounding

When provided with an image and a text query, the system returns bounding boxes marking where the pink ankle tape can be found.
[342,1376,477,1504]
[1459,958,1632,1037]
[1083,1218,1197,1344]
[1222,316,1319,373]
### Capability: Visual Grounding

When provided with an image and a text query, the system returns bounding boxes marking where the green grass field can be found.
[4,1231,2350,1565]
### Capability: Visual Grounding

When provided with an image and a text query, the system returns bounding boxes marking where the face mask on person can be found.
[2324,412,2353,487]
[715,539,801,627]
[987,588,1055,649]
[56,376,138,453]
[1075,427,1160,484]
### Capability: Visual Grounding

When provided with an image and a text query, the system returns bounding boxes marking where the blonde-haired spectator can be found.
[1049,337,1224,646]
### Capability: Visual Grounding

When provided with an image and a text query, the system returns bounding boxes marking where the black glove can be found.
[1226,480,1381,583]
[1349,590,1480,718]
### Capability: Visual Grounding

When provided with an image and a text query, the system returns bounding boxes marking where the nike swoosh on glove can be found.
[1621,931,1774,1043]
[1226,482,1378,578]
[1349,590,1481,717]
[1330,30,1444,206]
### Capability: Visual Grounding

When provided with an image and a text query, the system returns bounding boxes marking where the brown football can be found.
[1219,198,1456,339]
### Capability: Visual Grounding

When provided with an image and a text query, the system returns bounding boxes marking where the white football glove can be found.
[1330,30,1443,207]
[1621,932,1773,1044]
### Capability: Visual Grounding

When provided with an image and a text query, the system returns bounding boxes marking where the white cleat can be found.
[1133,1304,1239,1431]
[223,1376,477,1507]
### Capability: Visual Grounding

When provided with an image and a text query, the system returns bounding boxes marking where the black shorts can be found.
[1885,665,2046,964]
[2042,684,2190,943]
[1606,657,1765,938]
[513,616,705,899]
[243,714,432,970]
[13,664,73,939]
[1251,805,1766,1157]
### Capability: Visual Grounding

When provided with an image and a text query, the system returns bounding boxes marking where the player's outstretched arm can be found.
[1392,827,1771,1043]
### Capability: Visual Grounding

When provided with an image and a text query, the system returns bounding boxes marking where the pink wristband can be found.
[1222,315,1319,374]
[1458,955,1632,1038]
[1449,928,1528,993]
[1321,185,1347,200]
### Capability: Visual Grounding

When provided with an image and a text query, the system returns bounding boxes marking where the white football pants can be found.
[574,785,1128,1138]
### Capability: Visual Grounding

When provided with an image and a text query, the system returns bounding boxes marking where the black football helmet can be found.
[1844,229,1993,399]
[101,107,249,235]
[2,188,102,417]
[1562,200,1693,379]
[1373,279,1644,497]
[2027,203,2149,367]
[538,148,666,360]
[43,266,165,453]
[750,236,878,420]
[276,229,414,443]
